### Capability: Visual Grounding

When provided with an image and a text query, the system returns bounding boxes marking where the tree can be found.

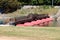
[0,0,21,13]
[18,0,31,5]
[43,0,51,5]
[56,0,60,5]
[38,0,44,5]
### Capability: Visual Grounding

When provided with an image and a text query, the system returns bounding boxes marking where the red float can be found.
[24,22,34,26]
[16,18,53,27]
[16,24,25,26]
[46,18,53,21]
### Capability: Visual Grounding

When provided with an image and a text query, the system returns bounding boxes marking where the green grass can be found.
[0,27,60,40]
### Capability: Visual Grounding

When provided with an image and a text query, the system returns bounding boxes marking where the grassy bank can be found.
[0,27,60,40]
[4,6,58,17]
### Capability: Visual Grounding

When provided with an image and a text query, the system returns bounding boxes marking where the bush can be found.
[0,0,21,13]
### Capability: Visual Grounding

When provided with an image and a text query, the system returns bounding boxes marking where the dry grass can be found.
[4,7,58,17]
[0,27,60,40]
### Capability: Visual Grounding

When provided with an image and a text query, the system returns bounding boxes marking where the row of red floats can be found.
[16,18,53,27]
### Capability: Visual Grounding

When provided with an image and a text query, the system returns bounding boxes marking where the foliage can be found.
[18,0,60,5]
[0,0,60,13]
[0,0,20,13]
